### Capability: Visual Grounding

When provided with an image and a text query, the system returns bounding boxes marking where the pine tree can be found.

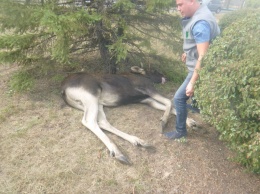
[0,0,182,76]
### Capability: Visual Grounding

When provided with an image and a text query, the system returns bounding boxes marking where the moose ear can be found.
[130,66,146,75]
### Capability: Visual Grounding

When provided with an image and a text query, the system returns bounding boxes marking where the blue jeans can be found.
[173,71,193,134]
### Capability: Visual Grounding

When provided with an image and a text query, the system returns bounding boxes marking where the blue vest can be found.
[182,5,220,71]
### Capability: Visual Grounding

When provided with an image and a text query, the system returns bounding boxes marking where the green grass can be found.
[0,105,20,123]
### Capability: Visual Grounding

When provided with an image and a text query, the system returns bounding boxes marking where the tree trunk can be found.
[96,1,117,74]
[240,0,246,8]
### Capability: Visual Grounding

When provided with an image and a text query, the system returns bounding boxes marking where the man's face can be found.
[176,0,194,17]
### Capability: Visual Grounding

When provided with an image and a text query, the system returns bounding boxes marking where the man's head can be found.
[176,0,200,18]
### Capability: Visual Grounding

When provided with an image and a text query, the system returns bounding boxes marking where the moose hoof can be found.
[116,155,131,165]
[110,150,130,165]
[187,118,197,129]
[161,121,167,133]
[134,139,152,148]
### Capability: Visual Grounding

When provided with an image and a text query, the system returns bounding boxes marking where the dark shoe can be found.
[164,130,186,140]
[187,104,200,113]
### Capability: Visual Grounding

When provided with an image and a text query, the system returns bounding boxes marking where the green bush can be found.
[245,0,260,9]
[218,9,253,31]
[195,10,260,173]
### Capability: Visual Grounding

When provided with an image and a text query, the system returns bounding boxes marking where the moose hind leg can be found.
[81,98,130,164]
[97,105,151,147]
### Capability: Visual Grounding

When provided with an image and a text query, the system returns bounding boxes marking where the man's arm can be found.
[185,42,209,97]
[185,20,211,97]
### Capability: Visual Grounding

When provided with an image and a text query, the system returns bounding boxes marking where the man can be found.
[165,0,220,139]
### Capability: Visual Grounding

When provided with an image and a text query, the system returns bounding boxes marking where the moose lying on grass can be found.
[61,66,196,164]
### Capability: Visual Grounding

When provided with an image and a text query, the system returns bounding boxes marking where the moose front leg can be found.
[141,97,197,133]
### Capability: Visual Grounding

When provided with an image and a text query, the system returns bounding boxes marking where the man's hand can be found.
[182,53,186,63]
[186,82,194,97]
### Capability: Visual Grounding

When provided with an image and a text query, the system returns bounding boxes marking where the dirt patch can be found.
[0,64,259,193]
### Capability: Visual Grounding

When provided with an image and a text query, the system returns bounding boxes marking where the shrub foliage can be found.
[196,10,260,173]
[0,0,184,82]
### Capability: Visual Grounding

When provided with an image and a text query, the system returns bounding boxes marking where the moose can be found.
[61,66,196,164]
